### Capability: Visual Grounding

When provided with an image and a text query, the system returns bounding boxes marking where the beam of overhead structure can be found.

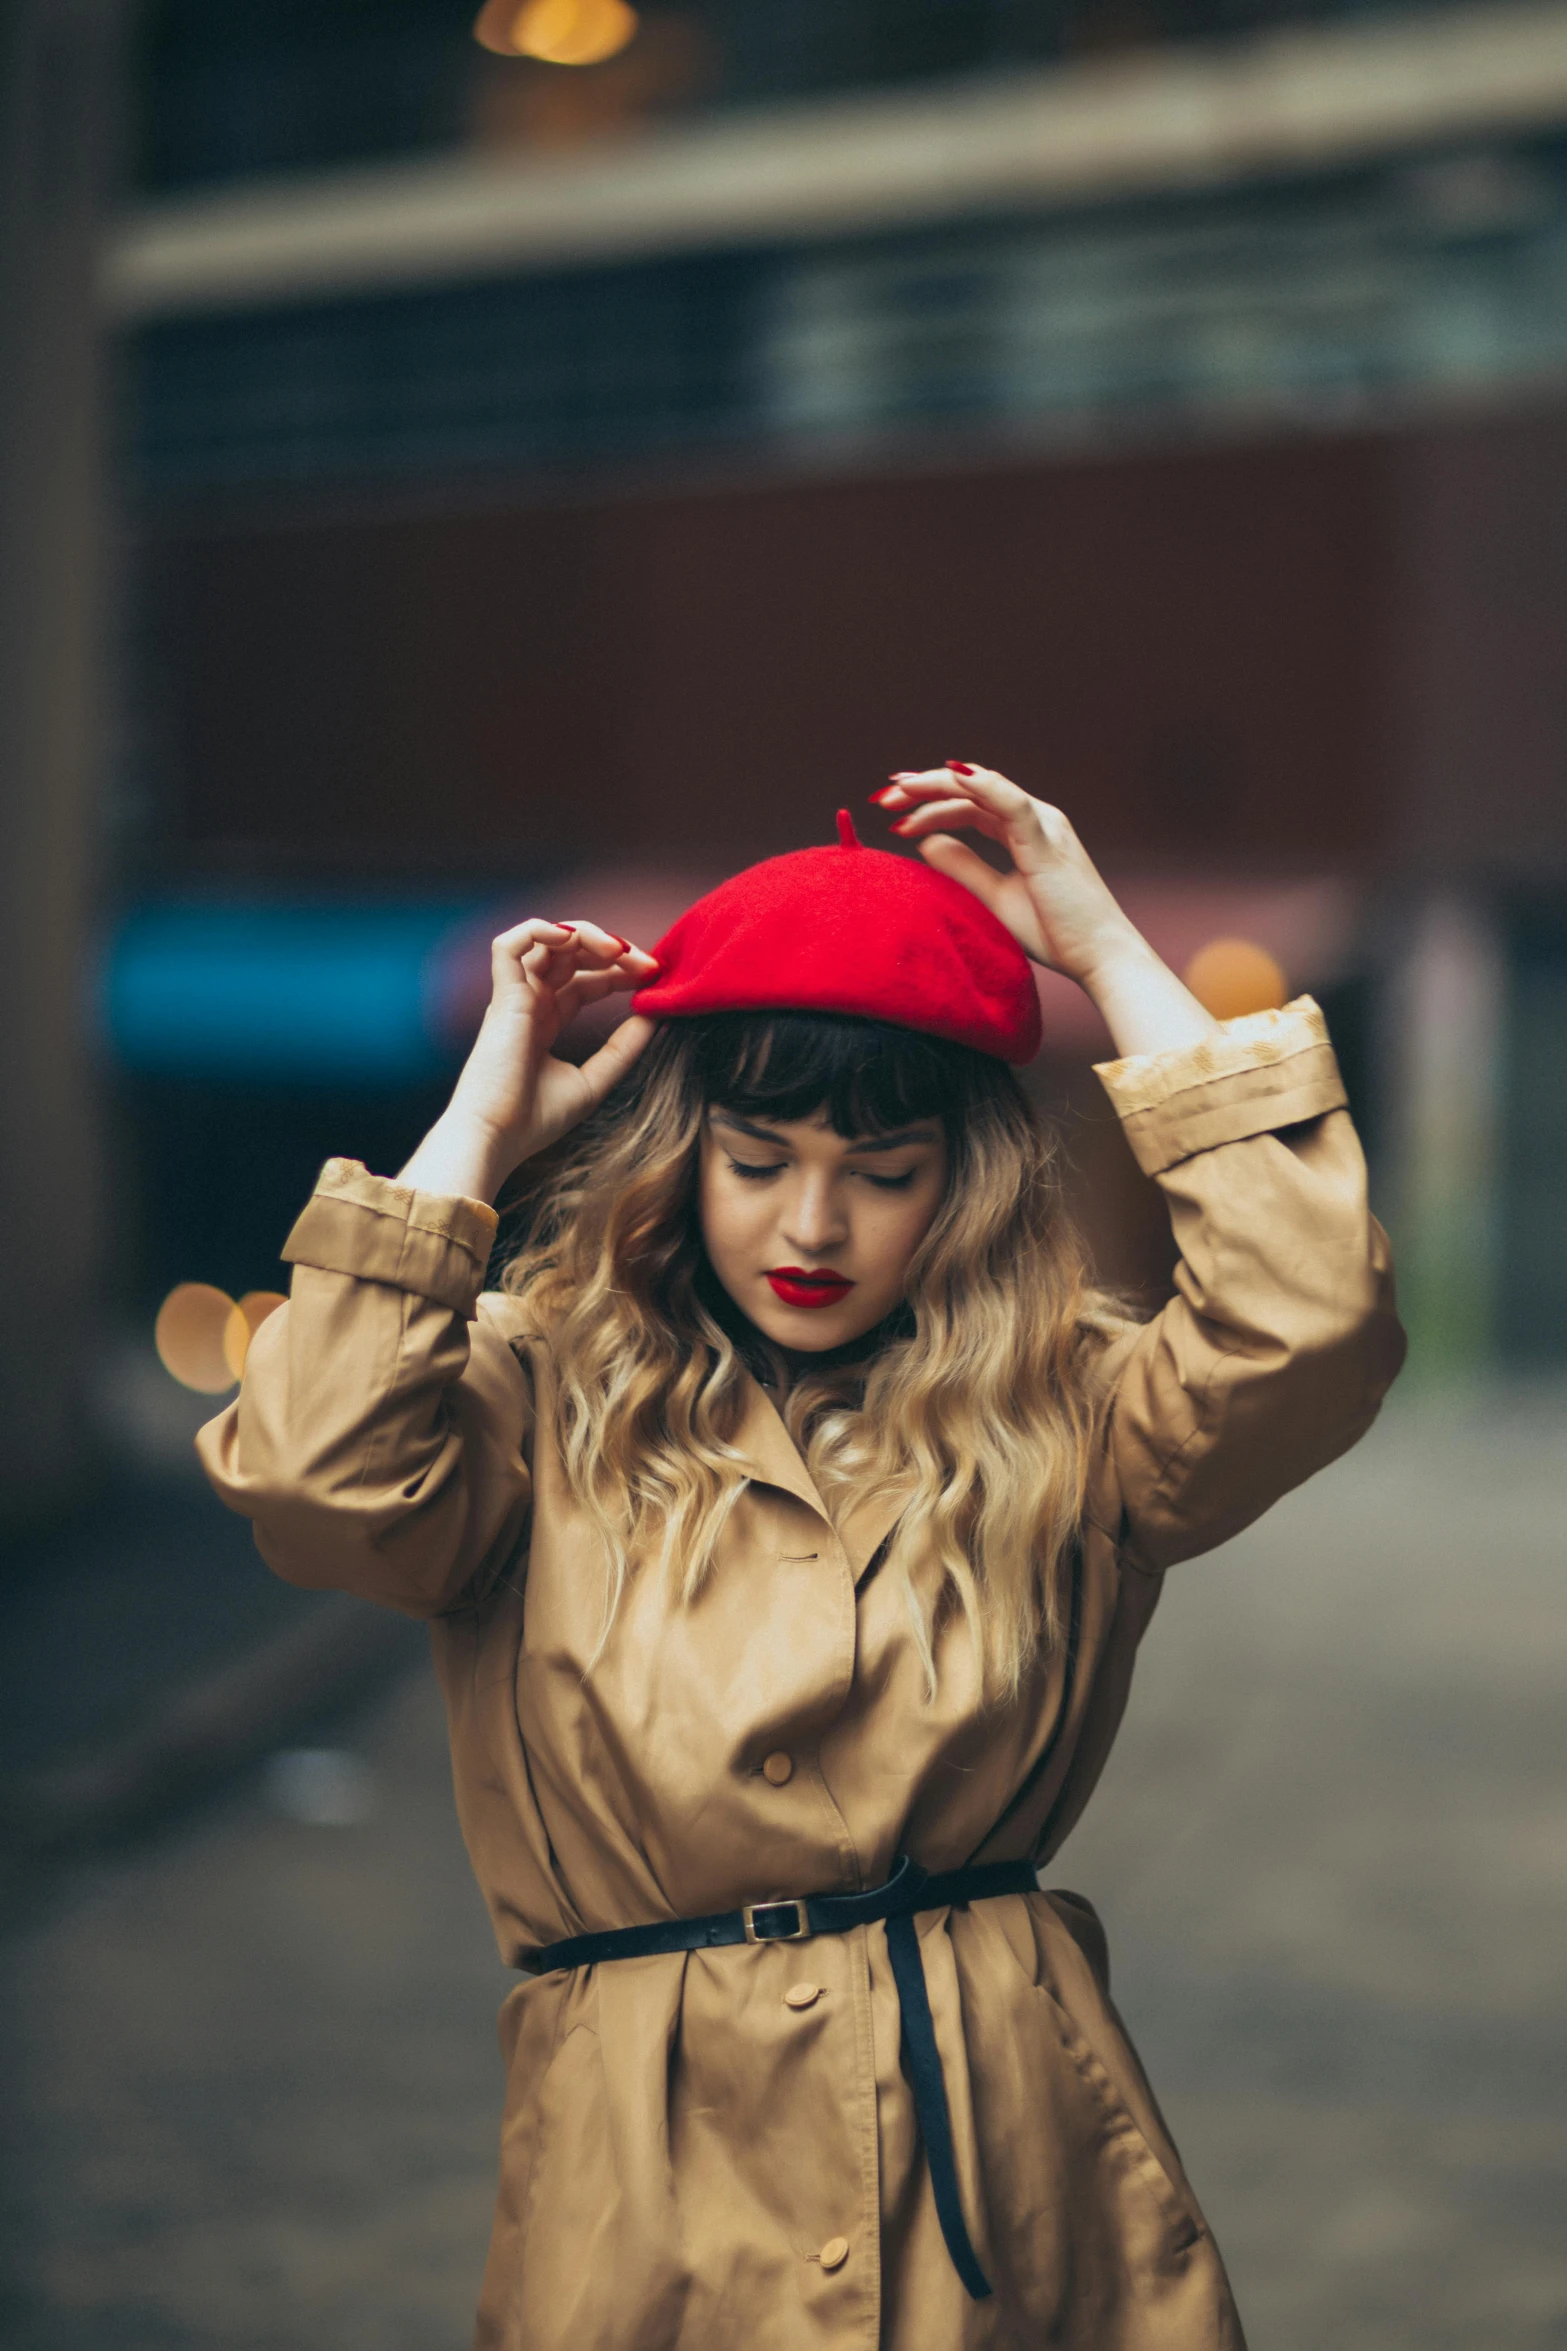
[106,0,1567,321]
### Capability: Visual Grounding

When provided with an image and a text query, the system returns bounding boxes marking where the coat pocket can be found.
[516,2017,605,2278]
[977,1891,1205,2252]
[1031,1976,1203,2252]
[477,1977,602,2351]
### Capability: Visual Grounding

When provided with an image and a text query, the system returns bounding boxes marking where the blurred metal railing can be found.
[117,131,1567,497]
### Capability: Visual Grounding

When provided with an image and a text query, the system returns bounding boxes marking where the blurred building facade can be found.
[101,0,1567,1375]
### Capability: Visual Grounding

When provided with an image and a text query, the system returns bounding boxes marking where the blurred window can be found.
[122,137,1567,500]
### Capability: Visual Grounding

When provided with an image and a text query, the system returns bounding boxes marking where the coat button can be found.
[784,1982,821,2009]
[762,1751,794,1785]
[819,2236,850,2271]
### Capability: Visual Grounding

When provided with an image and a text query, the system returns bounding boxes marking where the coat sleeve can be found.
[195,1158,535,1617]
[1086,996,1406,1572]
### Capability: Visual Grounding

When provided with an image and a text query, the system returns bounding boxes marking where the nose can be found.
[781,1171,849,1260]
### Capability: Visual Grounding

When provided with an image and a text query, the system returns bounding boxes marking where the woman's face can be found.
[698,1105,948,1354]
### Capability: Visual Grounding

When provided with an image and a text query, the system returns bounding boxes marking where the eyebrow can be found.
[711,1112,940,1155]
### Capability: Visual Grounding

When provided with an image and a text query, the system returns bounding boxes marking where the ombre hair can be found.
[500,1012,1127,1698]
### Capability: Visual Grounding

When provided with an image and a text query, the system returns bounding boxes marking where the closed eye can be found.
[727,1158,786,1181]
[859,1168,917,1191]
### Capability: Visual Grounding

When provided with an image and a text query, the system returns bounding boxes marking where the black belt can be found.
[522,1852,1038,2301]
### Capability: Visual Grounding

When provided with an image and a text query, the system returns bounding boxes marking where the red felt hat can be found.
[631,811,1042,1064]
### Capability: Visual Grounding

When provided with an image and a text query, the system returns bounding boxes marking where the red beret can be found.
[631,811,1042,1064]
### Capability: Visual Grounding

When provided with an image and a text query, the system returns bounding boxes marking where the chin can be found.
[754,1297,882,1352]
[774,1322,854,1353]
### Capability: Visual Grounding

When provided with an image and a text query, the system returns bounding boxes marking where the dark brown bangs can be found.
[678,1010,1014,1139]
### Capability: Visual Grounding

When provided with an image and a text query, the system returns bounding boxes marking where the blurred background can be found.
[1,0,1564,2344]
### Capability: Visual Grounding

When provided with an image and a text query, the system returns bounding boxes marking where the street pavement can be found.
[2,1387,1564,2350]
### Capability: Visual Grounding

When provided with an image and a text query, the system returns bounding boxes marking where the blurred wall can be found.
[145,428,1392,880]
[145,404,1567,895]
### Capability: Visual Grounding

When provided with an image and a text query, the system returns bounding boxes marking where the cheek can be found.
[699,1168,766,1267]
[863,1187,943,1282]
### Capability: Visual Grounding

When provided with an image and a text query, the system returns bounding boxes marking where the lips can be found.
[766,1267,855,1311]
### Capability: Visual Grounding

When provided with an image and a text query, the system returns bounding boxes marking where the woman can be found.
[200,763,1405,2351]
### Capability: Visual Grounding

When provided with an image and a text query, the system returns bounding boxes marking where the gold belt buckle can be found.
[743,1898,809,1943]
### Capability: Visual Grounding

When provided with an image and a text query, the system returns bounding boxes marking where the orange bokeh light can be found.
[474,0,640,65]
[222,1290,288,1382]
[1181,937,1288,1021]
[155,1283,239,1393]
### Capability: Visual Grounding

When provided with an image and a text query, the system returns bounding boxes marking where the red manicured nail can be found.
[947,759,975,776]
[550,920,576,932]
[609,934,631,952]
[869,788,894,804]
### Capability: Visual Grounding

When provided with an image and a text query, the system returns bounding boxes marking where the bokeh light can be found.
[1182,937,1288,1021]
[222,1289,287,1382]
[154,1283,239,1393]
[474,0,640,66]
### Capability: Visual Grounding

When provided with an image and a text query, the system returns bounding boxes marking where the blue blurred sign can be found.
[102,899,502,1081]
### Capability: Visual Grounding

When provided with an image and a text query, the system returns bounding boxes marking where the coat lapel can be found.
[730,1372,911,1582]
[837,1483,913,1584]
[729,1372,826,1518]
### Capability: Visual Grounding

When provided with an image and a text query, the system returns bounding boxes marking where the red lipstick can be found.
[766,1267,855,1310]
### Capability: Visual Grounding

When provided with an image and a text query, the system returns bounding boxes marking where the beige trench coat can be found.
[199,996,1405,2351]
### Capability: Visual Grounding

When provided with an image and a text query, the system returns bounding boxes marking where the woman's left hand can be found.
[874,762,1137,986]
[878,760,1221,1058]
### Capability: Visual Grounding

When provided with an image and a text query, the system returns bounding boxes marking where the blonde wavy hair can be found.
[501,1012,1125,1698]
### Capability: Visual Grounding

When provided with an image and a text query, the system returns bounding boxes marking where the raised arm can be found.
[1086,1000,1403,1564]
[197,916,660,1614]
[877,763,1405,1565]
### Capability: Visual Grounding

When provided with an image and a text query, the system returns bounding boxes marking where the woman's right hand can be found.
[397,919,659,1204]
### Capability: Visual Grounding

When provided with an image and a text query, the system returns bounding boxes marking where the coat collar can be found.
[731,1369,910,1581]
[730,1371,825,1517]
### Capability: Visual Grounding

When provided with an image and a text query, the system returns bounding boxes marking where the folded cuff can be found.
[1094,997,1348,1178]
[282,1158,500,1317]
